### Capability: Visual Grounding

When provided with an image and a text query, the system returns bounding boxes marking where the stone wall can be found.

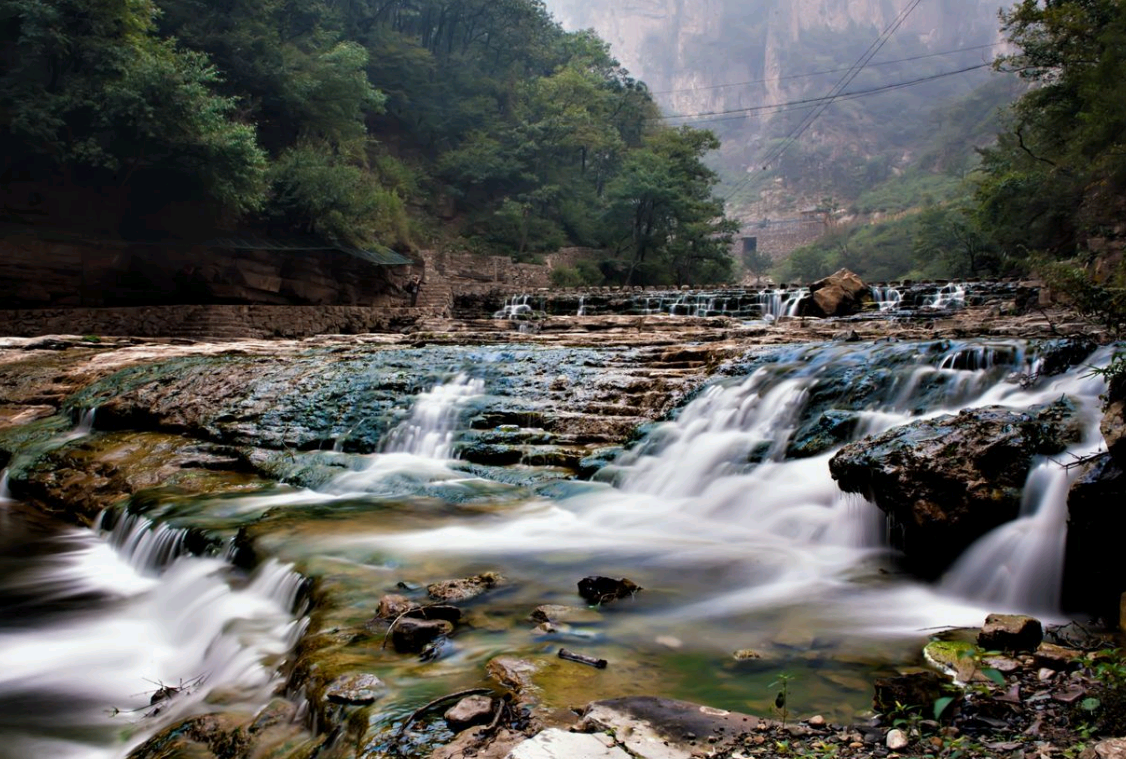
[0,230,406,308]
[419,247,603,295]
[0,304,419,340]
[740,220,827,260]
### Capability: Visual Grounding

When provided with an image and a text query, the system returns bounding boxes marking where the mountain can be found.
[543,0,1015,221]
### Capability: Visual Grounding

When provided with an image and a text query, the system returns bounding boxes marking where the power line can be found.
[649,42,1002,96]
[724,0,926,202]
[661,62,990,126]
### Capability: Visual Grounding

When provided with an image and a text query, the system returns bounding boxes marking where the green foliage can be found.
[1,0,735,271]
[973,0,1126,258]
[0,0,268,214]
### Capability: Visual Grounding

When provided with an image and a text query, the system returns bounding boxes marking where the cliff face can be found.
[544,0,1008,217]
[547,0,1002,114]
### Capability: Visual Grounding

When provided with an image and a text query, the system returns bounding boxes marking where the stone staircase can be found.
[413,280,453,317]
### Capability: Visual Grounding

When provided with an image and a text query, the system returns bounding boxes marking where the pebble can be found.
[886,728,909,751]
[807,715,826,727]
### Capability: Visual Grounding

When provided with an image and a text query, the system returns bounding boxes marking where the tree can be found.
[974,0,1126,258]
[606,127,735,285]
[0,0,267,214]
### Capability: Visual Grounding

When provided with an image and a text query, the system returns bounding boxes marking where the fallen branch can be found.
[394,687,493,741]
[558,648,608,669]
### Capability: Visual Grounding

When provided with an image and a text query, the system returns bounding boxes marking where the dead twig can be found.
[394,687,493,742]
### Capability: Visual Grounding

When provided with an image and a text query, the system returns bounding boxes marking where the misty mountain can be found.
[543,0,1018,220]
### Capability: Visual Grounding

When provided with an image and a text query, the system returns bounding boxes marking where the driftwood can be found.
[558,648,608,669]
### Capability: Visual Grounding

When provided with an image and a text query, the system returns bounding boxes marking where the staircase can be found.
[413,279,453,317]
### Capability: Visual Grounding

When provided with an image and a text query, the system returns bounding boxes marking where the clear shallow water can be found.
[0,338,1115,744]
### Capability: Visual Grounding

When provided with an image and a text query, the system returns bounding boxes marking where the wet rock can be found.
[377,593,420,619]
[581,696,762,758]
[787,410,860,459]
[487,656,542,697]
[577,576,641,605]
[427,572,502,602]
[830,399,1088,577]
[529,605,602,625]
[432,727,526,759]
[1065,452,1126,621]
[324,673,386,705]
[391,618,454,653]
[886,728,909,751]
[508,728,630,759]
[873,671,946,713]
[733,649,764,661]
[444,694,495,731]
[978,614,1043,652]
[408,604,463,624]
[1034,642,1083,671]
[801,269,869,318]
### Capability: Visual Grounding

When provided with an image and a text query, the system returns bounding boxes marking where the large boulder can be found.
[800,269,869,318]
[829,398,1088,577]
[1064,453,1126,621]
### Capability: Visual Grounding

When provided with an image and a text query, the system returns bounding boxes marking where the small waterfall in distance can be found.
[380,373,485,459]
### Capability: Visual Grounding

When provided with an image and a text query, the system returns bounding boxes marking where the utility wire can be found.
[649,41,1002,96]
[724,0,926,202]
[661,62,990,126]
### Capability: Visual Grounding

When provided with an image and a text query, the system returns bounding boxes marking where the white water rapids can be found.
[296,341,1113,642]
[0,338,1117,747]
[0,511,306,759]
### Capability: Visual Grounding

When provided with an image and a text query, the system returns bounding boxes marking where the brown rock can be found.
[444,695,495,731]
[427,572,502,602]
[801,269,869,318]
[323,673,386,705]
[376,593,419,619]
[1034,642,1083,671]
[978,614,1043,652]
[391,617,453,653]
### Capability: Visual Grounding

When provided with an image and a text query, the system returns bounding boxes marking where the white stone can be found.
[507,729,631,759]
[886,728,909,751]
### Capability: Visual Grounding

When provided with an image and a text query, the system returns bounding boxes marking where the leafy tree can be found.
[0,0,267,215]
[974,0,1126,257]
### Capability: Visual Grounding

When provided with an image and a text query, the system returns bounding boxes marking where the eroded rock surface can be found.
[829,399,1089,576]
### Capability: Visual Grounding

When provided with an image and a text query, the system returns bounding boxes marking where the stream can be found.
[0,337,1114,757]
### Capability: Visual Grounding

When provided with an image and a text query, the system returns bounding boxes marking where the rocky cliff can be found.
[544,0,1009,218]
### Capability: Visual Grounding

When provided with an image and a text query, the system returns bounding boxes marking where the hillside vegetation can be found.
[777,0,1126,291]
[0,0,735,285]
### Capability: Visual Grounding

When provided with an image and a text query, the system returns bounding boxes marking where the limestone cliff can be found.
[544,0,1009,218]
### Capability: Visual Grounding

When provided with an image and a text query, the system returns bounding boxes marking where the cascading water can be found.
[0,468,11,503]
[0,508,306,759]
[871,286,902,312]
[939,358,1111,612]
[925,283,967,309]
[323,373,487,495]
[493,295,535,319]
[380,373,485,459]
[321,341,1111,649]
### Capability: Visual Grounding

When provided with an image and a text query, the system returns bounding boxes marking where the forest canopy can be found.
[0,0,736,285]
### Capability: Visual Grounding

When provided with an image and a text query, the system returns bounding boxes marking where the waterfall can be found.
[381,373,485,459]
[577,296,586,316]
[337,341,1112,637]
[494,295,534,319]
[871,286,902,312]
[938,351,1111,612]
[99,511,191,574]
[0,511,305,759]
[0,469,11,504]
[924,283,967,309]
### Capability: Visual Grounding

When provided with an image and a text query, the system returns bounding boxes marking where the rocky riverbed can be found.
[0,283,1123,759]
